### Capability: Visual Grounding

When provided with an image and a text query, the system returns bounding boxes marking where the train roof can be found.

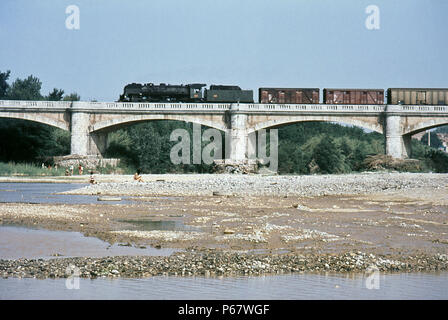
[388,88,448,90]
[259,87,319,90]
[323,88,384,91]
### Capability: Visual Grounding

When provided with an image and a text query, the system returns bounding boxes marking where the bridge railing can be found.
[398,105,448,113]
[240,103,387,112]
[72,101,232,111]
[1,100,447,114]
[0,100,71,108]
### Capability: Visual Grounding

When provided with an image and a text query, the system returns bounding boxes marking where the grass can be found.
[0,161,136,176]
[0,162,66,176]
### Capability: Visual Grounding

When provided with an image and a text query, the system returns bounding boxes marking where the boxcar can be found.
[323,89,384,104]
[259,88,319,104]
[387,88,448,105]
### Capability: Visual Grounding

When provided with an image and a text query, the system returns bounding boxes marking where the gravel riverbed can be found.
[62,172,448,197]
[1,172,447,279]
[2,250,448,279]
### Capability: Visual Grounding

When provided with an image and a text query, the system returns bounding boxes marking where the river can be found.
[0,182,447,300]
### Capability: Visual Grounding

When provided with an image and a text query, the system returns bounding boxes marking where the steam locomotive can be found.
[119,83,254,103]
[119,82,448,105]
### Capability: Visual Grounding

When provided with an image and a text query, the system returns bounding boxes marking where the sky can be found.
[0,0,447,102]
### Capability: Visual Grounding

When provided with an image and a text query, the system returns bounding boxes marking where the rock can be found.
[97,196,122,201]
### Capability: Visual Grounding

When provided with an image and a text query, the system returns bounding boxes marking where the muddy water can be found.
[117,218,202,232]
[0,225,178,259]
[1,272,447,300]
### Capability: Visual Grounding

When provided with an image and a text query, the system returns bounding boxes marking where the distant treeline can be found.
[0,69,447,173]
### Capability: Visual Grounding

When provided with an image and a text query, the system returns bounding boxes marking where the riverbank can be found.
[60,172,448,197]
[0,172,447,279]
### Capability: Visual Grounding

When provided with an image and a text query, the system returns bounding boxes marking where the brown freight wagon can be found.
[259,88,319,104]
[323,89,384,104]
[387,88,448,105]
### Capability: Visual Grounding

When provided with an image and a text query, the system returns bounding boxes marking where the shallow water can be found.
[0,182,133,205]
[1,272,447,300]
[0,225,178,259]
[117,219,201,232]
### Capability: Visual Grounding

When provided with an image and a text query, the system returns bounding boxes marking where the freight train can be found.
[119,83,448,105]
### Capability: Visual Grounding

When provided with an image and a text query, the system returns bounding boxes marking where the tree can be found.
[435,125,448,134]
[312,136,346,174]
[0,70,10,99]
[421,132,443,149]
[47,88,65,101]
[7,75,43,100]
[63,93,81,101]
[426,150,448,173]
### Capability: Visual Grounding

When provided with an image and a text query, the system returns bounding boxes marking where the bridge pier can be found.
[70,111,89,155]
[88,131,108,156]
[226,106,249,161]
[70,111,107,157]
[385,106,411,159]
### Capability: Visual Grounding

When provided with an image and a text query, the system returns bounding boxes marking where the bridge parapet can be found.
[1,100,447,114]
[235,103,386,113]
[0,100,71,109]
[71,101,232,112]
[391,105,448,113]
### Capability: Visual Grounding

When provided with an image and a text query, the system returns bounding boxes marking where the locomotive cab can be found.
[189,83,206,101]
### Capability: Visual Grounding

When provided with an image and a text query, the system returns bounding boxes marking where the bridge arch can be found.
[403,118,448,136]
[0,112,69,131]
[89,114,228,133]
[247,115,384,134]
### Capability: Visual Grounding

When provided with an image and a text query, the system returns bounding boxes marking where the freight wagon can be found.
[323,89,384,104]
[387,88,448,105]
[258,88,320,104]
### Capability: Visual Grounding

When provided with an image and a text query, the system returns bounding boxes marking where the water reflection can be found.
[1,272,447,300]
[0,182,134,205]
[0,225,178,259]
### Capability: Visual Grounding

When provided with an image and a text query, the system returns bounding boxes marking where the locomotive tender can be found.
[119,82,448,105]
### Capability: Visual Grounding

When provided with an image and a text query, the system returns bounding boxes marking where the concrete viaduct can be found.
[0,99,448,161]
